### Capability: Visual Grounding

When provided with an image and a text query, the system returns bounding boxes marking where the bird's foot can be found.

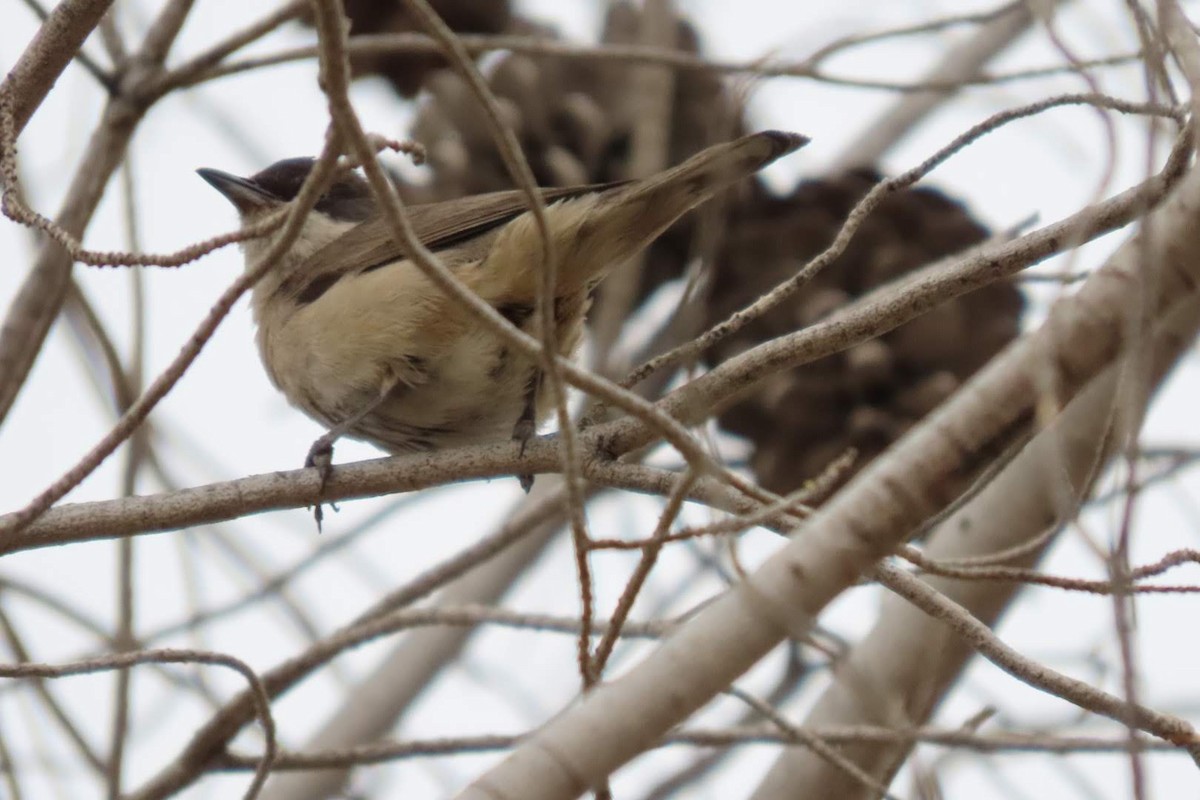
[304,436,340,532]
[511,418,537,493]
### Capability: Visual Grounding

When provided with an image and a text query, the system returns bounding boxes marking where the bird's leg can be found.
[306,374,402,530]
[512,368,543,493]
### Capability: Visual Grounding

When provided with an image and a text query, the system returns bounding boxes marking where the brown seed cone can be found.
[298,0,513,96]
[705,170,1024,497]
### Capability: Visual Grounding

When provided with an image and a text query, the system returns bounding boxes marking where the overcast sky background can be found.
[2,1,1199,798]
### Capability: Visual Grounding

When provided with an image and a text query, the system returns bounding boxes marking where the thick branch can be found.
[1,0,115,133]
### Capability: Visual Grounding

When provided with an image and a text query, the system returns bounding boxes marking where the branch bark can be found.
[831,0,1067,170]
[0,0,115,134]
[0,0,192,426]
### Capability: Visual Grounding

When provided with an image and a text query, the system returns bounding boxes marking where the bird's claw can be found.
[512,418,536,454]
[305,438,339,532]
[511,419,536,493]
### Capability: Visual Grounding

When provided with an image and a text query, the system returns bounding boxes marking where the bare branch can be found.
[0,0,115,132]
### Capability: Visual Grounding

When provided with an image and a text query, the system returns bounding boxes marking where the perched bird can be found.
[198,130,807,494]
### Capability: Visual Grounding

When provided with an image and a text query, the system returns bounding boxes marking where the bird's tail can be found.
[482,131,809,296]
[616,130,808,214]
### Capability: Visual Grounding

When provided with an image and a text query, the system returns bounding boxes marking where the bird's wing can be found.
[288,182,627,292]
[408,183,626,252]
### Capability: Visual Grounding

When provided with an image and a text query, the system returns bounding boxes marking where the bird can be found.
[198,130,808,507]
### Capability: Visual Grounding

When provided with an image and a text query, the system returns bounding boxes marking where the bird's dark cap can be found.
[197,158,375,222]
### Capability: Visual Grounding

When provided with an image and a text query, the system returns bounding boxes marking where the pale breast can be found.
[252,223,593,454]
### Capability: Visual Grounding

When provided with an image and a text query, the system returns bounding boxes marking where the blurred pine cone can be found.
[705,171,1023,496]
[300,0,513,96]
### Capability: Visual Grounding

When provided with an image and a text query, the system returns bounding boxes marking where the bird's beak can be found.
[196,168,278,213]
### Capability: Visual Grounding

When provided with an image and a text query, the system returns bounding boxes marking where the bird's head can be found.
[197,157,380,275]
[197,157,377,226]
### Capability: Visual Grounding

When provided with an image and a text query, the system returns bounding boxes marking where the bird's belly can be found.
[261,285,587,456]
[327,333,537,454]
[350,367,531,453]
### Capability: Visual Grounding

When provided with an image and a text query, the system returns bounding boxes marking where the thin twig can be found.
[0,130,352,539]
[1,0,116,132]
[874,564,1200,759]
[726,686,901,800]
[179,34,1142,95]
[16,0,115,92]
[590,468,698,678]
[0,648,278,800]
[0,609,107,775]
